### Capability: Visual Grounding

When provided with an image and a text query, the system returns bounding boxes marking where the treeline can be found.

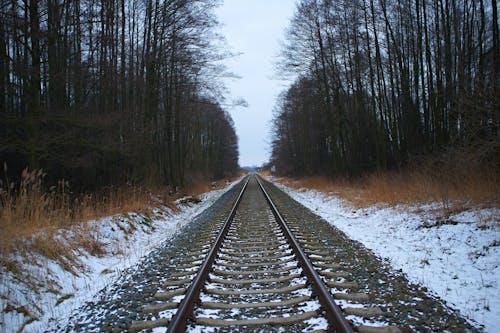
[271,0,499,176]
[0,0,238,190]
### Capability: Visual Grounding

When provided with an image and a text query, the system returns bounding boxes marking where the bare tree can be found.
[272,0,499,177]
[0,0,239,190]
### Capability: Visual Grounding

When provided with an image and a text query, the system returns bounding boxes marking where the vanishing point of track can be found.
[129,175,397,332]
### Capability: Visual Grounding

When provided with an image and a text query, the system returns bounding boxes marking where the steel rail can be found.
[166,176,250,333]
[256,175,354,333]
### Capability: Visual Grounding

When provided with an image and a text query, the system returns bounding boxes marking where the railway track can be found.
[129,175,399,332]
[61,174,479,332]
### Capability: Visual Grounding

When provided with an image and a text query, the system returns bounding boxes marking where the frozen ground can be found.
[0,181,238,333]
[270,178,499,332]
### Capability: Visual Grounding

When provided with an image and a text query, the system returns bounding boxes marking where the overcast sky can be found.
[215,0,297,167]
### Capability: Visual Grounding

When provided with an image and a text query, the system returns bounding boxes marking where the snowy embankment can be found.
[271,178,499,332]
[0,181,238,333]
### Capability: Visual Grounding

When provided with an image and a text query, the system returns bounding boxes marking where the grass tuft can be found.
[55,294,74,306]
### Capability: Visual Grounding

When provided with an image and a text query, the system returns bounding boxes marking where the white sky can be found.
[215,0,297,167]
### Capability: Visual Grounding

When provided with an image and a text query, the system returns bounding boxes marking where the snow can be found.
[271,179,499,332]
[3,175,497,332]
[299,300,321,312]
[0,180,239,333]
[303,316,328,331]
[346,314,388,328]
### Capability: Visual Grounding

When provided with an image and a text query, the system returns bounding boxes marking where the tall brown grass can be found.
[271,148,499,211]
[0,167,239,274]
[182,171,244,197]
[0,167,160,273]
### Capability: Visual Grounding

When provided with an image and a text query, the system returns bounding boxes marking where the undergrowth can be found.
[0,166,237,272]
[272,147,499,211]
[0,166,167,277]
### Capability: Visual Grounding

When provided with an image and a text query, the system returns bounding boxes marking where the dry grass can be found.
[0,168,164,274]
[77,185,158,221]
[274,175,366,204]
[271,157,499,211]
[183,172,244,197]
[357,166,498,208]
[259,170,272,177]
[0,167,240,274]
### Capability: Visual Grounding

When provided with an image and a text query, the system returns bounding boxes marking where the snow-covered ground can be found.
[0,181,238,333]
[271,178,499,332]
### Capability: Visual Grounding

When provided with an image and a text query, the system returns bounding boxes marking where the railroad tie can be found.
[201,295,310,309]
[129,318,170,332]
[344,307,384,317]
[321,270,350,278]
[142,302,180,313]
[209,273,301,285]
[163,278,191,287]
[154,287,187,300]
[196,310,319,327]
[326,281,359,289]
[213,266,295,276]
[216,258,296,267]
[205,283,308,295]
[357,325,402,333]
[333,292,370,302]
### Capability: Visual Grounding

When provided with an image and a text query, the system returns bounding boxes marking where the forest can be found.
[271,0,499,178]
[0,0,239,191]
